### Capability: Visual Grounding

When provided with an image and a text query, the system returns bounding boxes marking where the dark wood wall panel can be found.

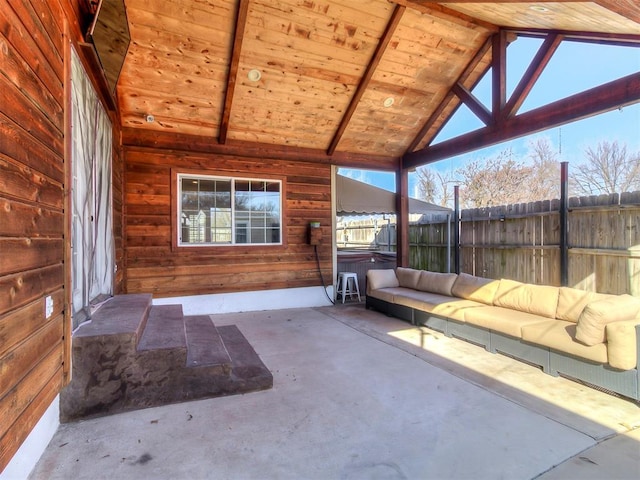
[0,289,65,359]
[0,351,63,472]
[0,0,68,472]
[0,114,64,182]
[112,120,125,294]
[0,0,64,86]
[1,0,126,463]
[0,198,64,237]
[123,142,333,298]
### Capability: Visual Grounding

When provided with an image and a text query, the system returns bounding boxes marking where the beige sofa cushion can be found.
[606,319,640,370]
[431,299,485,322]
[493,279,559,319]
[366,269,399,293]
[416,271,458,296]
[366,287,397,303]
[393,290,455,312]
[390,290,481,322]
[464,306,549,338]
[451,273,500,305]
[556,288,614,323]
[396,267,422,290]
[521,320,608,364]
[575,295,640,346]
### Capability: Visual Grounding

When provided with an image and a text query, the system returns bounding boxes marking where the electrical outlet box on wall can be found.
[309,222,322,246]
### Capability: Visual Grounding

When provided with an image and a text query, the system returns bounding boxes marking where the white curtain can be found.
[71,48,114,328]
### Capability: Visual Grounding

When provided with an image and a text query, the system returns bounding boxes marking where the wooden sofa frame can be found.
[366,295,640,402]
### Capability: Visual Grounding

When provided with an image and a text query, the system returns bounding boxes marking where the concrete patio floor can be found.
[29,304,640,479]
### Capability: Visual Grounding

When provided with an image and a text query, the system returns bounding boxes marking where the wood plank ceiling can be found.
[116,0,640,167]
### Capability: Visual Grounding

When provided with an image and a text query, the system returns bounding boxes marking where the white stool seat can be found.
[336,272,361,303]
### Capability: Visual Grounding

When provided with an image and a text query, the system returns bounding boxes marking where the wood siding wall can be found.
[123,140,333,298]
[0,0,66,470]
[0,0,124,471]
[112,123,125,293]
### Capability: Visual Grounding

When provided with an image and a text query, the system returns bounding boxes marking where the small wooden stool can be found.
[336,272,361,303]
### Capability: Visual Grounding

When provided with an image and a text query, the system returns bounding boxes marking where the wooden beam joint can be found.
[452,83,492,126]
[403,71,640,169]
[502,33,563,120]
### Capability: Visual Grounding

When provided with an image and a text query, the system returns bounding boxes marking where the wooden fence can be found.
[339,191,640,295]
[337,218,396,250]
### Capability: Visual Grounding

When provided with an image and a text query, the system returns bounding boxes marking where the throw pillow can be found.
[576,295,640,346]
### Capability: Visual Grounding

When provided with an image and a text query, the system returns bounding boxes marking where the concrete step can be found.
[184,315,231,370]
[74,293,152,346]
[137,305,186,352]
[61,296,273,421]
[218,325,273,391]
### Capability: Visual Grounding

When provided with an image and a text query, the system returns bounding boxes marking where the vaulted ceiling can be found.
[112,0,640,168]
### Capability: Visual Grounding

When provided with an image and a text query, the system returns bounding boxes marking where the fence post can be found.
[560,161,569,286]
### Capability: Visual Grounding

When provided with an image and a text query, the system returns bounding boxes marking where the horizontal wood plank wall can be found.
[0,0,66,471]
[113,122,125,293]
[123,142,333,298]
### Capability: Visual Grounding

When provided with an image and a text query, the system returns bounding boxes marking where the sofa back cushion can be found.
[493,279,559,319]
[366,269,399,293]
[556,288,614,323]
[416,271,458,296]
[451,273,500,305]
[396,267,422,290]
[575,294,640,346]
[606,319,640,370]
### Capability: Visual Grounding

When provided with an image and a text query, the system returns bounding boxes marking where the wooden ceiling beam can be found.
[503,33,563,119]
[492,31,507,123]
[505,28,640,47]
[452,83,492,126]
[218,0,250,145]
[403,71,640,169]
[326,4,405,156]
[123,128,400,170]
[406,36,493,153]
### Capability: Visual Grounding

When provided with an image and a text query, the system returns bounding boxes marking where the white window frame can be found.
[177,173,283,247]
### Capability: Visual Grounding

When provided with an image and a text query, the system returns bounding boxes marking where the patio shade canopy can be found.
[336,174,451,215]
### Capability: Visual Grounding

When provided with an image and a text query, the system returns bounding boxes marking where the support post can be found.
[446,213,451,273]
[454,185,460,274]
[560,161,569,286]
[396,166,410,268]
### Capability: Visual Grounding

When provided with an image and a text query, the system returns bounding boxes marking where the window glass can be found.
[179,174,281,246]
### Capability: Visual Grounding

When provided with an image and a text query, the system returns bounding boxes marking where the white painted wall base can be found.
[153,285,335,315]
[1,395,60,480]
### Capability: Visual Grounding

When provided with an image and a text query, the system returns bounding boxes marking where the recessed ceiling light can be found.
[247,69,262,81]
[383,97,394,108]
[145,114,155,123]
[529,5,550,13]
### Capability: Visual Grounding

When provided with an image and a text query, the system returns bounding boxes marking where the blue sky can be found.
[339,38,640,197]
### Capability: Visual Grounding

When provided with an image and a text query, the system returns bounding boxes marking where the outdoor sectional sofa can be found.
[366,267,640,401]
